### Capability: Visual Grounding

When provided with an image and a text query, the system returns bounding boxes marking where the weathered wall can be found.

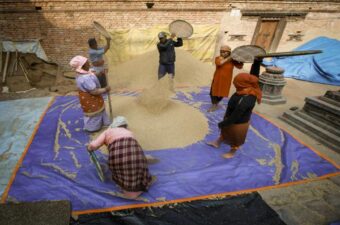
[219,1,340,52]
[0,0,226,68]
[1,0,339,68]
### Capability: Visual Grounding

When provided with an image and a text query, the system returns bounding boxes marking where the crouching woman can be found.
[87,116,154,199]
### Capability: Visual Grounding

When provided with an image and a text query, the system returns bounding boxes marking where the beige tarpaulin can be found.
[100,24,220,65]
[2,40,48,61]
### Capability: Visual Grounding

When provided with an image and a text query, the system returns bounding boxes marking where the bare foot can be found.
[222,152,236,159]
[206,141,220,148]
[145,155,159,164]
[207,104,218,112]
[116,191,142,200]
[222,149,238,159]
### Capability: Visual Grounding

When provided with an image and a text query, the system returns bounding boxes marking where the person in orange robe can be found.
[207,45,243,112]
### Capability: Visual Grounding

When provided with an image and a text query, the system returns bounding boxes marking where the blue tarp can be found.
[0,97,51,197]
[3,89,339,213]
[263,37,340,85]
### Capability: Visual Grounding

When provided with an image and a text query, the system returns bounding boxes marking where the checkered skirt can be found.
[108,137,152,192]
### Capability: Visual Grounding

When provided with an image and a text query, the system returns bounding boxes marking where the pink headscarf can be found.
[69,55,91,74]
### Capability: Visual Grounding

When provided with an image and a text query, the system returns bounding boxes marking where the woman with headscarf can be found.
[207,73,262,158]
[87,116,154,199]
[207,45,244,112]
[69,55,111,132]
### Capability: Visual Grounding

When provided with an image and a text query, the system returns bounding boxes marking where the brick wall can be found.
[1,0,339,68]
[230,0,340,12]
[0,1,226,68]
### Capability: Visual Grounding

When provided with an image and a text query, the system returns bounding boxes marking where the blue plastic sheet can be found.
[263,37,340,85]
[4,88,339,213]
[0,97,51,197]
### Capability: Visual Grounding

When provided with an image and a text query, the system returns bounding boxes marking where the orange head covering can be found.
[233,73,262,104]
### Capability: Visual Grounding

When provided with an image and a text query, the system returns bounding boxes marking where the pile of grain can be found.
[102,49,211,151]
[106,94,209,151]
[137,75,173,114]
[107,49,215,90]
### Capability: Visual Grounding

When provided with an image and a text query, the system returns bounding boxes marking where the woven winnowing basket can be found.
[231,45,266,63]
[93,21,112,39]
[169,20,193,38]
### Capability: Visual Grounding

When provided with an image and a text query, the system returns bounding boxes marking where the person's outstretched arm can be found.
[87,130,108,151]
[250,57,264,77]
[104,37,111,53]
[89,86,110,96]
[215,56,232,66]
[234,61,244,69]
[174,37,183,47]
[157,39,172,51]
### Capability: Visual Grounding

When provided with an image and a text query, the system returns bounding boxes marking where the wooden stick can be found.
[2,51,10,83]
[10,52,16,77]
[15,50,18,71]
[18,58,30,83]
[105,69,113,121]
[0,43,3,73]
[256,50,322,58]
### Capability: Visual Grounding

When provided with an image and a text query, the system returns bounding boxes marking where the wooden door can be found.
[254,20,279,51]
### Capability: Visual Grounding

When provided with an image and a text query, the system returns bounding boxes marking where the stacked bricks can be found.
[0,0,226,68]
[1,0,340,68]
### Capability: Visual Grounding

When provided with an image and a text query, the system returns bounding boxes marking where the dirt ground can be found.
[0,69,76,101]
[0,66,339,225]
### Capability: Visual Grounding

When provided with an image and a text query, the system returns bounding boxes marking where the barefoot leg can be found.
[206,136,223,148]
[222,146,239,159]
[207,104,218,112]
[118,190,143,200]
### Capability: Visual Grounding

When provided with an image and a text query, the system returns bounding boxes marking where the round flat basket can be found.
[93,21,112,39]
[169,20,193,38]
[63,71,76,79]
[231,45,266,63]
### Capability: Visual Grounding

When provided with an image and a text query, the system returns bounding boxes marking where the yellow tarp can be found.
[101,24,220,65]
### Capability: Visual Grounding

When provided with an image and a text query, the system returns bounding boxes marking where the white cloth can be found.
[2,40,48,61]
[110,116,128,128]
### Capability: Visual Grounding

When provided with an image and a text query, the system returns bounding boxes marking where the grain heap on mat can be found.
[137,76,173,114]
[104,79,209,150]
[107,49,215,90]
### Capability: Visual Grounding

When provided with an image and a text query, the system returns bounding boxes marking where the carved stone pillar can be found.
[259,66,287,104]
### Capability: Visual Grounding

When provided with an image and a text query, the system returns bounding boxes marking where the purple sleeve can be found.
[77,75,98,92]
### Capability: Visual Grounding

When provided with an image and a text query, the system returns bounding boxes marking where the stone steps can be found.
[325,90,340,101]
[319,96,340,108]
[305,96,340,117]
[296,110,340,136]
[281,110,340,153]
[303,96,340,127]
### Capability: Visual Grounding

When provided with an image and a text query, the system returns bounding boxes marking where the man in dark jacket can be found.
[157,32,183,80]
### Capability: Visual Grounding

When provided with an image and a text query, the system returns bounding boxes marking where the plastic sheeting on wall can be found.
[101,24,220,65]
[2,41,48,61]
